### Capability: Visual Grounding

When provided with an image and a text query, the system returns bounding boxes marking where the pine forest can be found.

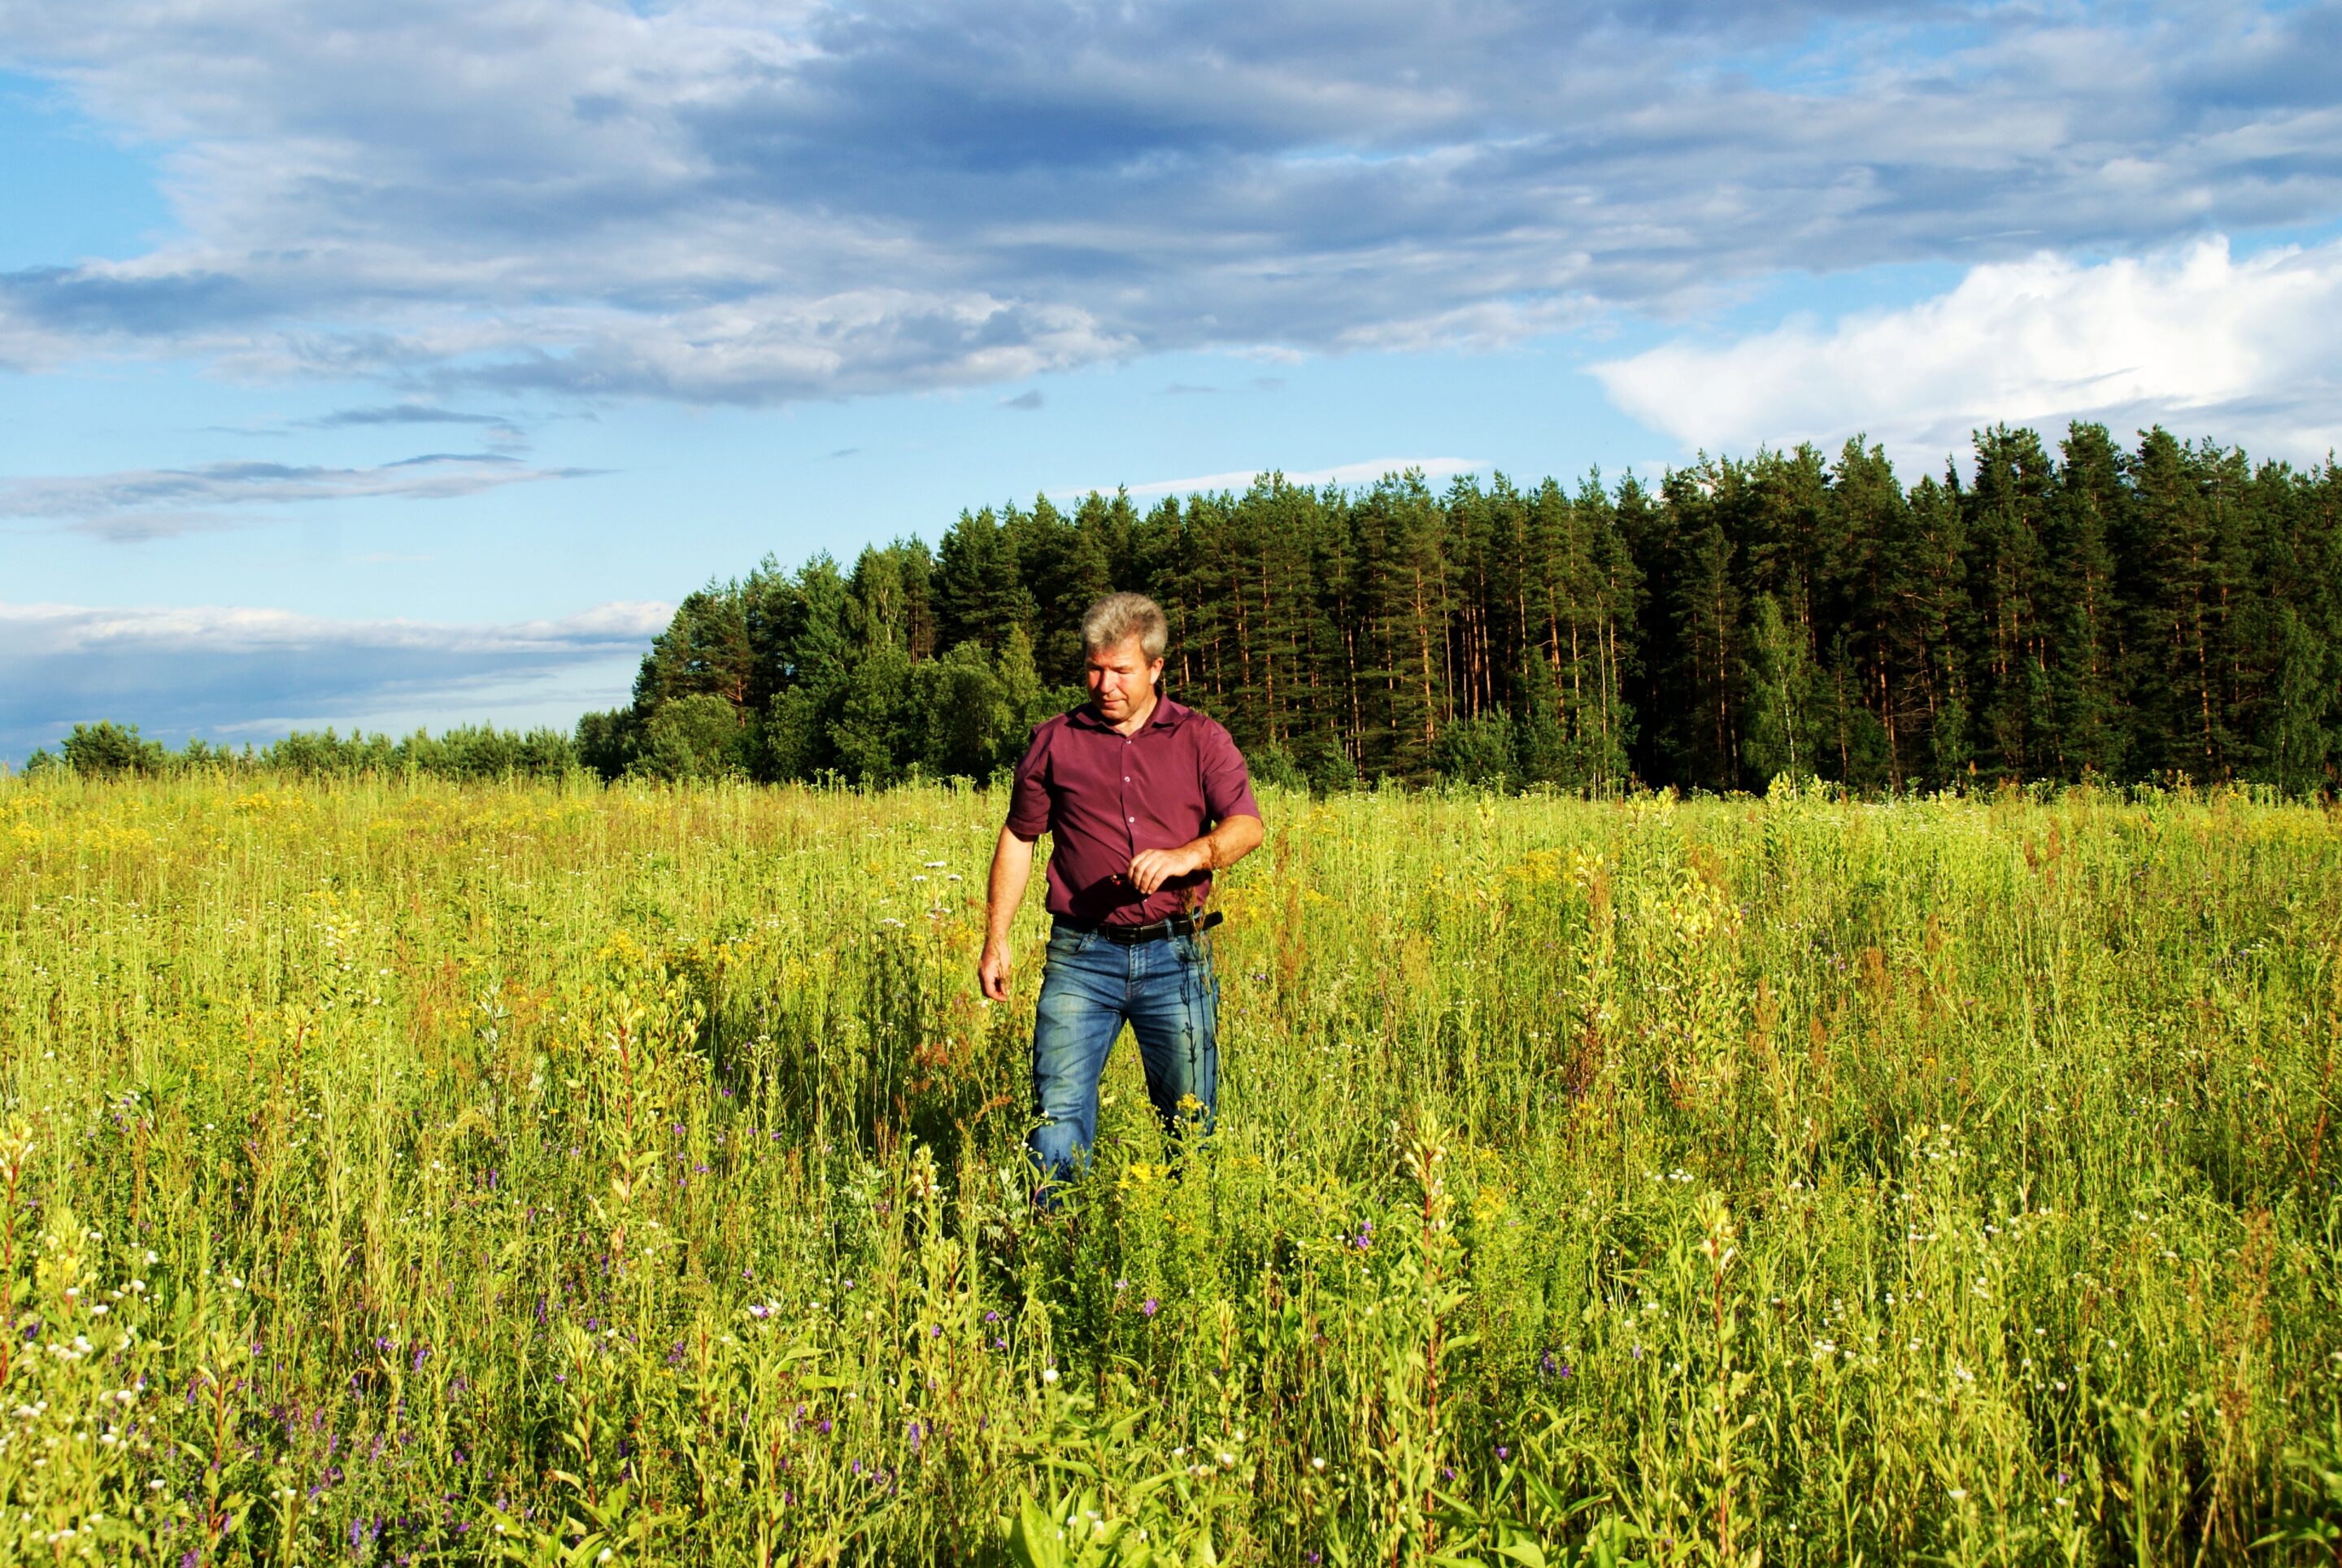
[587,422,2342,798]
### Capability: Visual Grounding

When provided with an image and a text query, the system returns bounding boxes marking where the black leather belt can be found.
[1054,910,1223,945]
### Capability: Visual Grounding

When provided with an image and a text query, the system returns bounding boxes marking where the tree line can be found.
[586,421,2341,795]
[24,721,586,782]
[24,420,2339,796]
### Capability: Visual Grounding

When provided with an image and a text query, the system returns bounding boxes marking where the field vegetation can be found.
[2,774,2339,1564]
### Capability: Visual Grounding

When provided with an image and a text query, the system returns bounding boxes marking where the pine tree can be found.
[2124,429,2229,780]
[1544,473,1639,790]
[1660,460,1744,791]
[1903,469,1971,787]
[2044,424,2131,780]
[1963,425,2057,780]
[933,507,1036,655]
[1008,496,1111,686]
[633,582,755,711]
[1823,438,1907,788]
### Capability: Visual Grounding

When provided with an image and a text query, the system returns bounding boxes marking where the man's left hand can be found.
[1127,843,1204,895]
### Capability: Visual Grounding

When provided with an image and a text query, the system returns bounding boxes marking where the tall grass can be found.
[2,774,2338,1564]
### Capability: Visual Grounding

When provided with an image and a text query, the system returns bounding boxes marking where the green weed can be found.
[1,775,2337,1562]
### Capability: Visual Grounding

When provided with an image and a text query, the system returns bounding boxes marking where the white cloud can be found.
[1592,236,2342,470]
[0,600,672,656]
[0,599,670,757]
[1071,457,1487,501]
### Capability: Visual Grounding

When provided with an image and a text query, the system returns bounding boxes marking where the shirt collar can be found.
[1071,693,1190,732]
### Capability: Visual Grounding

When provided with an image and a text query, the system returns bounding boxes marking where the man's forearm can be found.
[1186,812,1264,873]
[986,829,1037,942]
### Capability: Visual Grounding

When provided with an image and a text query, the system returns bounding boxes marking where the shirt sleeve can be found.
[1004,721,1054,838]
[1197,720,1260,824]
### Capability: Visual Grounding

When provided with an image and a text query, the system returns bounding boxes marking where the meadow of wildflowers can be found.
[1,773,2338,1564]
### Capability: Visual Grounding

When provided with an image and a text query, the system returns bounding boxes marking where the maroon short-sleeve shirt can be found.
[1005,695,1260,925]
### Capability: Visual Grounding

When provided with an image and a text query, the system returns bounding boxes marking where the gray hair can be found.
[1081,591,1169,661]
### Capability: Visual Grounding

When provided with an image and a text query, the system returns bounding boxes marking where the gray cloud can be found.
[0,599,668,760]
[0,265,271,341]
[0,453,600,540]
[0,2,2337,402]
[304,403,519,433]
[998,388,1044,411]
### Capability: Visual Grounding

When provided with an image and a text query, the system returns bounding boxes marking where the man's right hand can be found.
[978,937,1012,1002]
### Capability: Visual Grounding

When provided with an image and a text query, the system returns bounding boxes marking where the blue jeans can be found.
[1028,922,1219,1191]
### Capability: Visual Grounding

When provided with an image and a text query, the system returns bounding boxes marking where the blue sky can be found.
[4,2,2341,760]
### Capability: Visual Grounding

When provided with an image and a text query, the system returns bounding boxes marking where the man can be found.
[977,591,1265,1194]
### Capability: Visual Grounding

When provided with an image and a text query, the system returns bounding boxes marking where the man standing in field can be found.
[977,591,1264,1195]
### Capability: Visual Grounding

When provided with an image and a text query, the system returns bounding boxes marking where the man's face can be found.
[1086,636,1163,721]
